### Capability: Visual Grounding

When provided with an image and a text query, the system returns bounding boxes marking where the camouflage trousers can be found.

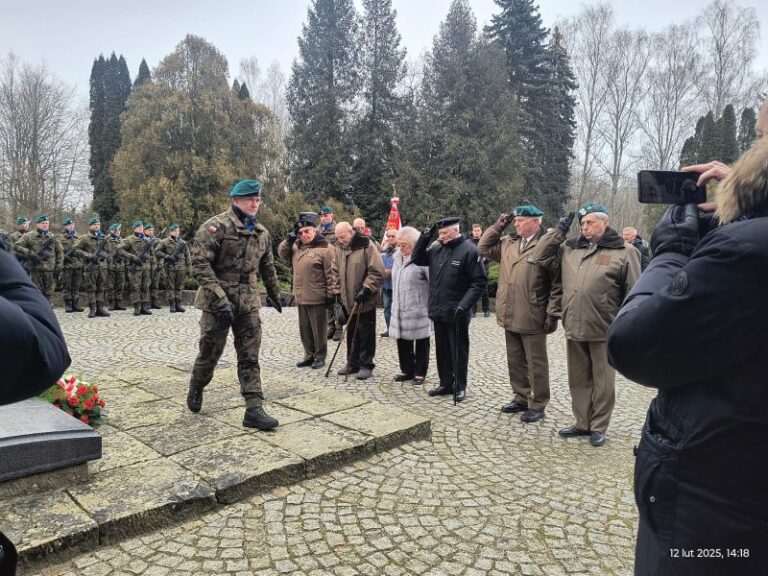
[149,267,164,304]
[31,269,56,304]
[190,309,263,408]
[107,267,126,303]
[60,267,83,305]
[126,265,150,305]
[82,266,108,305]
[165,267,186,302]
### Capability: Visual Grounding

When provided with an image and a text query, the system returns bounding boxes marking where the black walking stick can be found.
[344,304,363,383]
[453,318,461,406]
[325,301,360,378]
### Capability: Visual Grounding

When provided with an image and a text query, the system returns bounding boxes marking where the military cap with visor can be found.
[435,216,460,229]
[297,212,318,228]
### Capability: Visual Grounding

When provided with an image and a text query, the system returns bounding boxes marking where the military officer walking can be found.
[156,223,191,312]
[143,223,163,309]
[15,214,63,306]
[118,220,153,316]
[60,217,85,313]
[187,179,283,430]
[75,216,111,318]
[105,223,127,310]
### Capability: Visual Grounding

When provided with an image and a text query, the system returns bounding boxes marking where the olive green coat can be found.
[337,232,384,314]
[278,234,339,306]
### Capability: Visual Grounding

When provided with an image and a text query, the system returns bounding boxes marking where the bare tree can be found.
[238,55,262,99]
[594,28,651,206]
[697,0,761,116]
[0,53,90,221]
[558,3,614,207]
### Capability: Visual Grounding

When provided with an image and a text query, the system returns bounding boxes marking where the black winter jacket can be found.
[412,233,487,321]
[607,214,768,576]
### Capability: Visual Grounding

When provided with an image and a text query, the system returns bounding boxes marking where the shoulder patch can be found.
[669,270,688,296]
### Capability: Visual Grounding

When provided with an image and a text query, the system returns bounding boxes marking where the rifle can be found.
[164,240,186,269]
[27,237,54,267]
[87,237,109,267]
[133,238,153,269]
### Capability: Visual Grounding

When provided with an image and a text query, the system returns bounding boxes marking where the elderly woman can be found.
[389,226,431,384]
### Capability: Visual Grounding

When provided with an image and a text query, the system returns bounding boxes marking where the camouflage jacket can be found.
[7,230,24,257]
[15,230,63,271]
[74,232,110,270]
[145,235,160,271]
[118,234,153,269]
[105,234,125,270]
[156,236,191,272]
[191,205,280,312]
[60,232,83,269]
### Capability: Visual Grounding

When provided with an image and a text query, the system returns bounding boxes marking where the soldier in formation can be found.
[14,214,63,306]
[9,216,31,272]
[75,216,111,318]
[118,220,153,316]
[156,223,191,313]
[60,217,85,313]
[143,223,163,309]
[105,223,127,310]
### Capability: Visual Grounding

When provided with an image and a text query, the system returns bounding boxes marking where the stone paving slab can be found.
[128,413,244,456]
[88,425,161,475]
[210,402,313,429]
[275,388,371,416]
[322,402,432,451]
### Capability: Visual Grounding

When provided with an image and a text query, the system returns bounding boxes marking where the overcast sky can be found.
[1,0,767,99]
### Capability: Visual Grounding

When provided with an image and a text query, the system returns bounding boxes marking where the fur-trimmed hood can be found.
[716,137,768,225]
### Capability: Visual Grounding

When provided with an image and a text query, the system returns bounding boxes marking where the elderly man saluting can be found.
[551,202,640,446]
[412,217,487,402]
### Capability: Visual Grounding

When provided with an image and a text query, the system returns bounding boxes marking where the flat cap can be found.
[229,179,262,197]
[435,216,460,229]
[512,204,544,217]
[578,202,609,220]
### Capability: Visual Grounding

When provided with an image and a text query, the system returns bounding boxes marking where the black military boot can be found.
[133,303,142,316]
[72,297,84,312]
[243,406,279,430]
[169,300,178,313]
[186,383,203,413]
[95,302,111,317]
[113,299,126,311]
[140,302,153,315]
[64,298,74,313]
[88,304,97,318]
[175,299,186,313]
[150,298,162,310]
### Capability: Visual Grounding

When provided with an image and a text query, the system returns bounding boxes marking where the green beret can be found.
[168,223,179,231]
[435,216,460,229]
[512,204,544,217]
[87,215,100,225]
[320,206,334,215]
[15,216,30,225]
[144,222,154,230]
[62,217,74,226]
[229,179,262,197]
[132,220,143,229]
[578,202,609,220]
[35,214,49,223]
[109,223,121,231]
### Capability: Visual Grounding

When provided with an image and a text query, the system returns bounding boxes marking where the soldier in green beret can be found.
[14,214,64,306]
[118,220,154,316]
[143,223,163,309]
[156,223,191,312]
[60,217,85,312]
[104,223,127,310]
[187,179,283,430]
[74,216,111,317]
[8,216,31,271]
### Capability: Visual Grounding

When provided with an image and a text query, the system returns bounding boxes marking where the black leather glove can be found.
[266,295,283,313]
[215,301,235,329]
[650,203,700,258]
[544,316,558,334]
[354,286,372,303]
[335,303,348,326]
[454,306,469,323]
[557,211,576,234]
[422,223,438,239]
[326,294,341,307]
[495,213,511,230]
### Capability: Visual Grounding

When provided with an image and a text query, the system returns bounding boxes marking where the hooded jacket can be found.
[607,138,768,575]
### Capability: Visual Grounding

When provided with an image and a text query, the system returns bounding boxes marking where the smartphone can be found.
[637,171,707,204]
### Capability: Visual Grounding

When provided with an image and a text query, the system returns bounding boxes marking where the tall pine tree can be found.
[88,56,106,216]
[351,0,407,228]
[717,104,739,163]
[287,0,360,204]
[134,58,151,87]
[738,106,756,153]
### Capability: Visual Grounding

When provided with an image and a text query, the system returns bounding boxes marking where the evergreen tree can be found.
[350,0,407,228]
[738,106,756,153]
[679,136,696,168]
[717,104,739,163]
[88,56,106,216]
[238,82,251,100]
[232,78,241,95]
[286,0,361,204]
[696,112,718,163]
[134,58,151,87]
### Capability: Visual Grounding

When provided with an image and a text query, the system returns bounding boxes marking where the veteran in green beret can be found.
[103,223,127,310]
[187,178,283,430]
[549,201,640,447]
[14,214,64,306]
[156,223,191,312]
[8,216,31,270]
[478,204,568,424]
[143,222,163,309]
[117,220,154,316]
[74,216,111,317]
[60,217,85,312]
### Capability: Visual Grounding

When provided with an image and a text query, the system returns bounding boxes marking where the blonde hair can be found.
[716,137,768,225]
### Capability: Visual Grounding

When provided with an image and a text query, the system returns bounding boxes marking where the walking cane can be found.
[344,304,363,382]
[453,318,461,406]
[325,301,360,378]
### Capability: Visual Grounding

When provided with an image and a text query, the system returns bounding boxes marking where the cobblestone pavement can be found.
[26,306,655,576]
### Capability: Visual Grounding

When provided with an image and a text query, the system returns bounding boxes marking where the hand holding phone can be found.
[637,171,707,205]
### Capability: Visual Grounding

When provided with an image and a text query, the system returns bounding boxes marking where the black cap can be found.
[297,212,318,227]
[435,216,460,229]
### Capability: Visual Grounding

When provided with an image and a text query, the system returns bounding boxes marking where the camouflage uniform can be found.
[60,230,84,312]
[8,229,28,273]
[190,205,281,409]
[15,229,63,305]
[145,230,163,308]
[105,231,127,310]
[75,230,110,316]
[118,233,153,314]
[156,234,191,312]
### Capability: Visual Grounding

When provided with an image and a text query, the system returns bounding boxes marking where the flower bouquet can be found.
[38,375,105,427]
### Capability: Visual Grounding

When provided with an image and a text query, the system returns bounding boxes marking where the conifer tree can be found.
[717,104,739,163]
[286,0,361,204]
[134,58,151,87]
[88,56,106,214]
[738,106,756,153]
[696,111,718,163]
[232,78,241,95]
[238,82,251,100]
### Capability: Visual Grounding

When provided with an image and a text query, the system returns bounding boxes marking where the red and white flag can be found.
[385,197,401,233]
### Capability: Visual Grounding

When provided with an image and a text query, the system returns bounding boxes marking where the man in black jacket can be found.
[608,136,768,575]
[412,217,487,402]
